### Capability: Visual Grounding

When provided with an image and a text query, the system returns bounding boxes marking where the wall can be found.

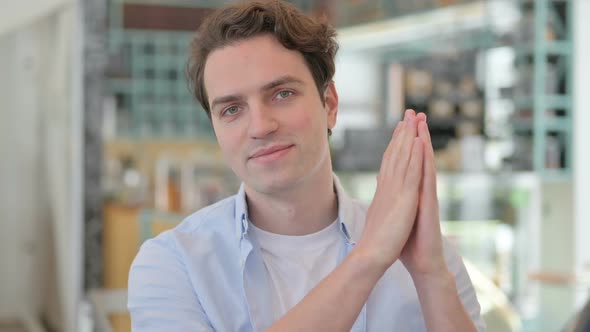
[0,5,82,332]
[0,0,70,36]
[333,52,382,142]
[573,0,590,306]
[538,181,574,331]
[0,18,54,322]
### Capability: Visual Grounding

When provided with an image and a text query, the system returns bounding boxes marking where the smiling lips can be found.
[249,144,294,162]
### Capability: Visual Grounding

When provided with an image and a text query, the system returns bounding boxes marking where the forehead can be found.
[203,35,314,99]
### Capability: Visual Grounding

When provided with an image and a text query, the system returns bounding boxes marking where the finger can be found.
[403,137,424,199]
[418,121,433,154]
[416,122,441,241]
[379,121,405,180]
[418,121,438,193]
[380,109,412,181]
[392,120,404,141]
[404,108,416,120]
[397,138,423,231]
[383,120,404,162]
[416,112,427,123]
[383,109,417,181]
[394,110,418,178]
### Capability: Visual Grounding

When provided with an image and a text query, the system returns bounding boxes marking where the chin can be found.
[247,171,306,195]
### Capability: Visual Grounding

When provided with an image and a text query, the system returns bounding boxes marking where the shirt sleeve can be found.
[443,238,488,332]
[128,233,214,332]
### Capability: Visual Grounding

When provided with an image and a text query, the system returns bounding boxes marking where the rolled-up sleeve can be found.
[128,233,214,332]
[443,238,487,332]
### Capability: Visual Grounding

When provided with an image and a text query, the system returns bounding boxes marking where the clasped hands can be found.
[356,109,448,280]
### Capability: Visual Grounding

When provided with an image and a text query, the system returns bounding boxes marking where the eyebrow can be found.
[260,75,304,91]
[210,75,304,111]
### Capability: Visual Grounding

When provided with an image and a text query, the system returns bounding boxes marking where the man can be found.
[128,1,486,331]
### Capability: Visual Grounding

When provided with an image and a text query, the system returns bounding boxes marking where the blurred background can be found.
[1,0,589,331]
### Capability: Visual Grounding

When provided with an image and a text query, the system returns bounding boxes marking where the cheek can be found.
[213,125,242,160]
[289,103,323,133]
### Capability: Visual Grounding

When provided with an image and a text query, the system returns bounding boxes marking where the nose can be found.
[248,102,278,139]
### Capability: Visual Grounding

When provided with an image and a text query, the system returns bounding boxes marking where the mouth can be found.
[249,144,294,162]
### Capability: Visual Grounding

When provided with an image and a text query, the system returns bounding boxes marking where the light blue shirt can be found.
[128,177,486,331]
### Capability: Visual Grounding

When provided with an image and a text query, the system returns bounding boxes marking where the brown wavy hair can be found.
[186,0,339,118]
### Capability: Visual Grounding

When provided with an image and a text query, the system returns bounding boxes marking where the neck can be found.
[245,170,338,236]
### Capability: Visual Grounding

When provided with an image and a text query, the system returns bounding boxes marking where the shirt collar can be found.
[333,174,356,244]
[234,183,249,242]
[233,173,357,243]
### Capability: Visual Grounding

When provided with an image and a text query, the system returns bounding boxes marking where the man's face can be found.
[203,34,338,195]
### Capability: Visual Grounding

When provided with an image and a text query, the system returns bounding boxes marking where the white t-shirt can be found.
[250,219,343,322]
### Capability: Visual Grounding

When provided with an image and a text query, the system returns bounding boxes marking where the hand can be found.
[400,115,448,278]
[354,109,424,271]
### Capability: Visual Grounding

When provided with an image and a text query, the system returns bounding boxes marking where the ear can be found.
[323,81,338,131]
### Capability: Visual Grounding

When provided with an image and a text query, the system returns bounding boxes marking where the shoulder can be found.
[174,194,237,235]
[130,195,238,272]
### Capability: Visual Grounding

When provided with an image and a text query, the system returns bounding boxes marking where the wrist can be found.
[348,244,392,278]
[403,254,449,280]
[410,267,455,292]
[410,266,477,332]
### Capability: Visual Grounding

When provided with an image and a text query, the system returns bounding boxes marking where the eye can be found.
[276,90,294,100]
[222,105,240,116]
